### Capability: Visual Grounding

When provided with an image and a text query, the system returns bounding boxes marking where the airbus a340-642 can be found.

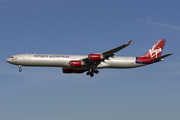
[6,39,173,77]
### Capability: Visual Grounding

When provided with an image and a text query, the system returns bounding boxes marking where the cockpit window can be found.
[10,56,14,58]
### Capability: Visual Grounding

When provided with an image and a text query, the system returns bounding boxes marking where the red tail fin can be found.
[136,39,166,64]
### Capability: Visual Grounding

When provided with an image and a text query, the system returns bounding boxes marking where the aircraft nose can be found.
[6,58,11,63]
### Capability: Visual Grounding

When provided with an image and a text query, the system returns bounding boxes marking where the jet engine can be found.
[88,54,104,61]
[62,67,74,73]
[69,60,84,67]
[62,67,85,74]
[74,69,85,73]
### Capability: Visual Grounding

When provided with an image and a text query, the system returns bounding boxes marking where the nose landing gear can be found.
[18,65,22,72]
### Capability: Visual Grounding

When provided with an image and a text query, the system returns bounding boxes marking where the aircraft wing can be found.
[101,40,132,58]
[81,40,132,67]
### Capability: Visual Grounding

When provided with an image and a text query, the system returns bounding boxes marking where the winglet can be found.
[126,40,132,45]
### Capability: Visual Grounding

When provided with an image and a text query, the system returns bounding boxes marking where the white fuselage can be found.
[6,54,147,69]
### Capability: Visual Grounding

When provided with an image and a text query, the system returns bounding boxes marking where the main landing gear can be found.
[86,69,99,77]
[19,65,22,72]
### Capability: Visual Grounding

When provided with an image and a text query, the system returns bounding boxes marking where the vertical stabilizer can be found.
[136,39,166,64]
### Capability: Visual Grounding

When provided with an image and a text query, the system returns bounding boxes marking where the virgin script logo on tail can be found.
[149,45,162,58]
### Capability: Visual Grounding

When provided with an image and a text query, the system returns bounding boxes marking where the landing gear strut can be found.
[19,65,22,72]
[91,69,99,74]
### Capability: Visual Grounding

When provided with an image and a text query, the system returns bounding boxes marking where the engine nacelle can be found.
[69,60,84,67]
[74,69,85,73]
[62,67,74,73]
[88,54,103,61]
[62,68,85,74]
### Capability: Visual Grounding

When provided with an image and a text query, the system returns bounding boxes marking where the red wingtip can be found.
[126,40,132,45]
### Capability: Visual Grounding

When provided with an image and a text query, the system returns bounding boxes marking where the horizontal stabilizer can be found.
[151,53,173,62]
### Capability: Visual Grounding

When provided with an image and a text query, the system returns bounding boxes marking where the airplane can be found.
[6,39,173,77]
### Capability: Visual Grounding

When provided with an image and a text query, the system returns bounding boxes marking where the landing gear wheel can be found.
[86,71,90,75]
[91,69,95,73]
[87,68,99,77]
[94,70,99,74]
[91,69,99,74]
[90,72,94,77]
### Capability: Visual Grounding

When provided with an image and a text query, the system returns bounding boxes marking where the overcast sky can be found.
[0,0,180,120]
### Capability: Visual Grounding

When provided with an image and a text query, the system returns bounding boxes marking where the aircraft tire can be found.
[90,72,94,77]
[86,71,90,75]
[94,70,99,74]
[19,69,22,72]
